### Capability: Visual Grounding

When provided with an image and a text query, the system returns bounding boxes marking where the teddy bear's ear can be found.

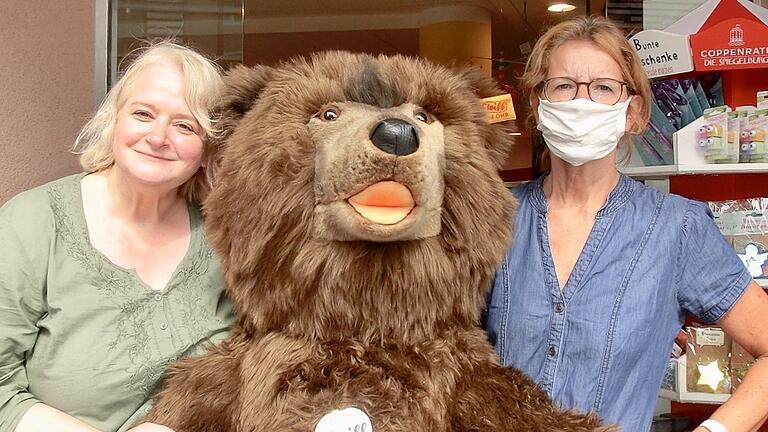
[215,64,275,141]
[456,66,516,170]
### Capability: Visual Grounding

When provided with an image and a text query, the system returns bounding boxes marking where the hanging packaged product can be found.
[653,79,698,130]
[660,322,760,402]
[744,109,768,163]
[685,326,731,394]
[709,198,768,284]
[681,79,705,118]
[696,106,731,163]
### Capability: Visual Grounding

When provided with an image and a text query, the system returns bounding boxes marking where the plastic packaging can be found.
[709,198,768,282]
[685,326,731,394]
[696,106,731,163]
[745,109,768,162]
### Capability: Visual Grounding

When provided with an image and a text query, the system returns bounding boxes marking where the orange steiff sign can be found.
[482,93,516,124]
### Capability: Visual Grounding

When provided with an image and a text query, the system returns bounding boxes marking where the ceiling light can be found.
[547,3,576,12]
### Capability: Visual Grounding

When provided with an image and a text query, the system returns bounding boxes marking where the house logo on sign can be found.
[729,24,745,46]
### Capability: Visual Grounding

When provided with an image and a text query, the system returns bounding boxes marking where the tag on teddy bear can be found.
[315,407,372,432]
[482,93,516,123]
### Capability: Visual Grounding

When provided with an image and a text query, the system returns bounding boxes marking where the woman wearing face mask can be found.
[484,16,768,432]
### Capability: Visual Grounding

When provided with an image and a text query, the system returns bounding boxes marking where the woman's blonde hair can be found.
[73,40,224,203]
[520,15,652,171]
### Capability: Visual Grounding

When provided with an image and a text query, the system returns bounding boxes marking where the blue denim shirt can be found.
[484,174,751,432]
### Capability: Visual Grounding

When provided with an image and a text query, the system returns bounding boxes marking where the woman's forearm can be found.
[15,403,100,432]
[694,356,768,432]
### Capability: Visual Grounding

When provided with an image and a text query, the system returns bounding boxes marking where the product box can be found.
[736,107,755,163]
[757,90,768,109]
[745,109,768,163]
[697,106,730,163]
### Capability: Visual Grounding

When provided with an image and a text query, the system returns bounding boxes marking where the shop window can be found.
[108,0,244,85]
[606,0,768,33]
[107,0,605,177]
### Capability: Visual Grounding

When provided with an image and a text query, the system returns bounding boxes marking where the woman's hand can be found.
[126,423,175,432]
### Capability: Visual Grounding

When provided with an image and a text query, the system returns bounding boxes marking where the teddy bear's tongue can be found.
[347,181,415,225]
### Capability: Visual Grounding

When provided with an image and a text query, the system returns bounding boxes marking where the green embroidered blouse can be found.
[0,173,236,432]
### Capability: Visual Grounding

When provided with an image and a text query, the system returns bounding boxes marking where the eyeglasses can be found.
[541,77,630,105]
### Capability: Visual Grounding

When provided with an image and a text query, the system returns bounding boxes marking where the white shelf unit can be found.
[620,115,768,178]
[620,163,768,178]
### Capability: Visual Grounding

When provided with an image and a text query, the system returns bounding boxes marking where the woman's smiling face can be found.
[111,61,205,191]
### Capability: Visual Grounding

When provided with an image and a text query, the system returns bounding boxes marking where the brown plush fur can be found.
[145,51,616,432]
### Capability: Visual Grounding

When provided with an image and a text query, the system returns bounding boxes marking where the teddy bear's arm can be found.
[446,362,619,432]
[144,333,249,432]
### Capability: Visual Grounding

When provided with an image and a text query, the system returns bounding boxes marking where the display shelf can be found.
[623,114,768,178]
[676,163,768,174]
[619,164,678,179]
[621,163,768,178]
[660,388,730,405]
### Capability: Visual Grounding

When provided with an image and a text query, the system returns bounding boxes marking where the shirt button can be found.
[554,303,564,313]
[160,323,168,330]
[548,346,557,357]
[154,293,162,301]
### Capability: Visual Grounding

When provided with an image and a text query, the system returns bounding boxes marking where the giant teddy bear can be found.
[145,51,615,432]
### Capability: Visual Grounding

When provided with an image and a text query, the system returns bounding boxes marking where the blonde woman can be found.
[484,16,768,432]
[0,42,235,432]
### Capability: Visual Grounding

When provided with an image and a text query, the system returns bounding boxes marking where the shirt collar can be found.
[529,173,636,217]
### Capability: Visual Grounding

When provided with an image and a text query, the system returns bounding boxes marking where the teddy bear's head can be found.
[206,51,516,342]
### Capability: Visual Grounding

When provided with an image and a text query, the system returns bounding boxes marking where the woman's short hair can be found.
[520,15,652,171]
[73,40,224,203]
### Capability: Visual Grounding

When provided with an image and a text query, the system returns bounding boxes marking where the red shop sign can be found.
[685,0,768,71]
[691,18,768,70]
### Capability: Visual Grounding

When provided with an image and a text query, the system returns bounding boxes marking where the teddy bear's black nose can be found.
[369,119,419,156]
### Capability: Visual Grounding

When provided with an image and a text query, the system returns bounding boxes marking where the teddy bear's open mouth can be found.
[347,181,415,225]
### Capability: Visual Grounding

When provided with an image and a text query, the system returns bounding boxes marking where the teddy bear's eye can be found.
[414,110,432,124]
[321,107,340,121]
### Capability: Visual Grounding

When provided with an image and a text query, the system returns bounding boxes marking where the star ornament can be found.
[697,360,726,392]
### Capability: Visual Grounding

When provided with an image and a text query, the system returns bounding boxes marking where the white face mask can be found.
[537,97,631,166]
